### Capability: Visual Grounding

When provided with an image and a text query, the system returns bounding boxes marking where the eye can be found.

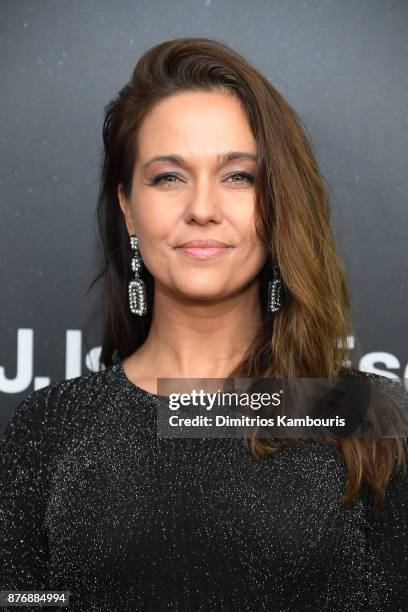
[225,172,255,185]
[150,173,182,186]
[149,171,256,187]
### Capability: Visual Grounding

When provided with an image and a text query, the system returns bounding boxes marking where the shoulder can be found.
[341,369,408,492]
[339,365,408,407]
[339,365,405,387]
[14,365,110,417]
[28,363,114,405]
[339,365,393,381]
[1,364,118,457]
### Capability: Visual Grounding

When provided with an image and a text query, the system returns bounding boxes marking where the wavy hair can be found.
[83,36,407,513]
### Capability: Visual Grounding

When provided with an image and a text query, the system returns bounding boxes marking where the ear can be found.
[117,183,136,235]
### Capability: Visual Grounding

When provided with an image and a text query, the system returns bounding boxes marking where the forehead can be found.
[136,90,257,161]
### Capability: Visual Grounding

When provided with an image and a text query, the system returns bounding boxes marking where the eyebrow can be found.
[141,151,258,171]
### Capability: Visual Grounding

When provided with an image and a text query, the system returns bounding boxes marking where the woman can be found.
[1,37,408,611]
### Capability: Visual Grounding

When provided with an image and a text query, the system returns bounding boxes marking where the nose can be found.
[184,175,223,224]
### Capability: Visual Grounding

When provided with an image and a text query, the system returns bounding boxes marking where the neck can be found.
[134,279,263,379]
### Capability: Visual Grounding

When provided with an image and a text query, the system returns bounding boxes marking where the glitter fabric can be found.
[1,361,408,611]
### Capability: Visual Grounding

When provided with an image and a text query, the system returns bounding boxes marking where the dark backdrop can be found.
[1,0,407,428]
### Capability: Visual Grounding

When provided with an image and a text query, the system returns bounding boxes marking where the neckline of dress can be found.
[114,359,168,401]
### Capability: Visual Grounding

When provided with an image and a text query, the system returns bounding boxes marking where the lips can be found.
[176,240,232,259]
[177,239,230,248]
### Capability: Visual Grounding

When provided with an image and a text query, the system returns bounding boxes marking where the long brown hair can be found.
[83,36,407,513]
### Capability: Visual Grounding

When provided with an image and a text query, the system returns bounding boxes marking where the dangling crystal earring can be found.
[128,234,147,316]
[268,264,283,313]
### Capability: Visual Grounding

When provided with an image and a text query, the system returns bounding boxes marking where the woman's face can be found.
[118,90,268,304]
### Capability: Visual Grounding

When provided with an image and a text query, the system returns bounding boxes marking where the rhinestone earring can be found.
[128,234,147,316]
[268,264,283,313]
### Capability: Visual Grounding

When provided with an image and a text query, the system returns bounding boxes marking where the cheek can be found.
[131,209,171,274]
[244,241,268,271]
[134,197,174,241]
[238,214,266,260]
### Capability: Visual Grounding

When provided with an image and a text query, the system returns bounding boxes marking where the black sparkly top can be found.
[1,360,408,611]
